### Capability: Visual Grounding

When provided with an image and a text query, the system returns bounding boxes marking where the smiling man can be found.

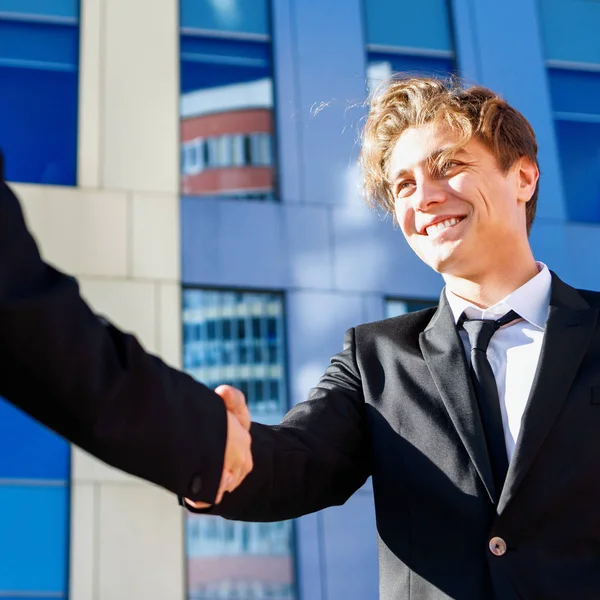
[185,76,600,600]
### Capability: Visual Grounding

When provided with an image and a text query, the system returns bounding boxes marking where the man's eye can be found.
[440,161,460,174]
[396,181,415,196]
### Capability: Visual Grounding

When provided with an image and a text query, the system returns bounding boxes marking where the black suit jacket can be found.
[198,274,600,599]
[0,171,227,503]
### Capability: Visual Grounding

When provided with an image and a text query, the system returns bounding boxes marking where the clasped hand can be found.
[186,385,253,509]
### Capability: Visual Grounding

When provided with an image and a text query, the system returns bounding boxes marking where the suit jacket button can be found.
[189,475,203,495]
[489,537,507,556]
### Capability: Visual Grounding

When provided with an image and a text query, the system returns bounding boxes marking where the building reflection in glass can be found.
[183,289,296,600]
[180,0,276,200]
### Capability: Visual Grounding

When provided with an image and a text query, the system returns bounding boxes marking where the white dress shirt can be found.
[446,263,552,461]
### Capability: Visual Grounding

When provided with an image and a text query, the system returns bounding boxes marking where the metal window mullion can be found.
[179,26,270,43]
[554,111,600,124]
[366,43,454,59]
[546,59,600,73]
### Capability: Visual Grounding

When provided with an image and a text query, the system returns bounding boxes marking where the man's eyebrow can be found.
[390,146,469,182]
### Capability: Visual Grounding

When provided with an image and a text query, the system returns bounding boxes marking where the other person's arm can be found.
[0,175,250,504]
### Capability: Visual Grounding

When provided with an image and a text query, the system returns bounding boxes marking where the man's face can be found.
[389,123,534,278]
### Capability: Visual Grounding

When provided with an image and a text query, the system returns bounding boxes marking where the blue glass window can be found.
[539,0,600,223]
[180,0,276,200]
[363,0,455,92]
[182,289,297,600]
[547,67,600,223]
[0,400,70,480]
[0,0,79,186]
[0,484,69,596]
[386,298,437,319]
[0,398,70,598]
[538,1,600,222]
[553,108,600,223]
[538,0,600,65]
[367,52,455,89]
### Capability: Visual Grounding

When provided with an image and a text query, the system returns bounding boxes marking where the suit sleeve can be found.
[0,179,227,503]
[187,327,372,522]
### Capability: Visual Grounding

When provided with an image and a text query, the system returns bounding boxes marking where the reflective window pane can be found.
[554,118,600,223]
[364,0,453,52]
[367,53,454,91]
[545,66,600,223]
[0,1,79,185]
[538,0,600,64]
[180,0,276,201]
[364,0,455,92]
[0,399,69,480]
[181,0,269,36]
[0,484,69,595]
[386,298,437,319]
[182,289,297,600]
[547,67,600,116]
[0,397,70,599]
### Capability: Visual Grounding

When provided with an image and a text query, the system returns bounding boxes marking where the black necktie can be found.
[460,310,520,498]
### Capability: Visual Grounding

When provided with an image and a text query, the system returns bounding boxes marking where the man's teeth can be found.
[426,217,461,235]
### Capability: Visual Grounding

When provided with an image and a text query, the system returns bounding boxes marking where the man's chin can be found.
[419,248,461,275]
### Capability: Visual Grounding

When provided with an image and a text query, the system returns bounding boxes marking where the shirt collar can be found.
[446,262,551,330]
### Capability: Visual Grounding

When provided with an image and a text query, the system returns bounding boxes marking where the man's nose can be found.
[412,179,446,211]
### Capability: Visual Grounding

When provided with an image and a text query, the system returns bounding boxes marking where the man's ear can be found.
[517,156,539,203]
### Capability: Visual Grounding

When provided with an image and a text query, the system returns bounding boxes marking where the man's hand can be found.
[186,385,252,509]
[215,384,251,431]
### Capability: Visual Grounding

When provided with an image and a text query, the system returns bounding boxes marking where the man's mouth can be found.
[424,216,466,236]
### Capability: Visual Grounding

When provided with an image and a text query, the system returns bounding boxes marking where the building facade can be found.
[0,0,599,599]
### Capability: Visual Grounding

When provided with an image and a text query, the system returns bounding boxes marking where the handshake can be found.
[186,385,253,510]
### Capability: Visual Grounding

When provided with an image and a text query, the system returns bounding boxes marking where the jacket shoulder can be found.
[354,306,438,342]
[577,288,600,307]
[551,271,600,308]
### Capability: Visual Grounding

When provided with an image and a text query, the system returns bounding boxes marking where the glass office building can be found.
[0,0,79,186]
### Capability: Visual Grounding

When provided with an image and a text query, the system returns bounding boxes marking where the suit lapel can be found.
[419,291,497,503]
[498,274,599,513]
